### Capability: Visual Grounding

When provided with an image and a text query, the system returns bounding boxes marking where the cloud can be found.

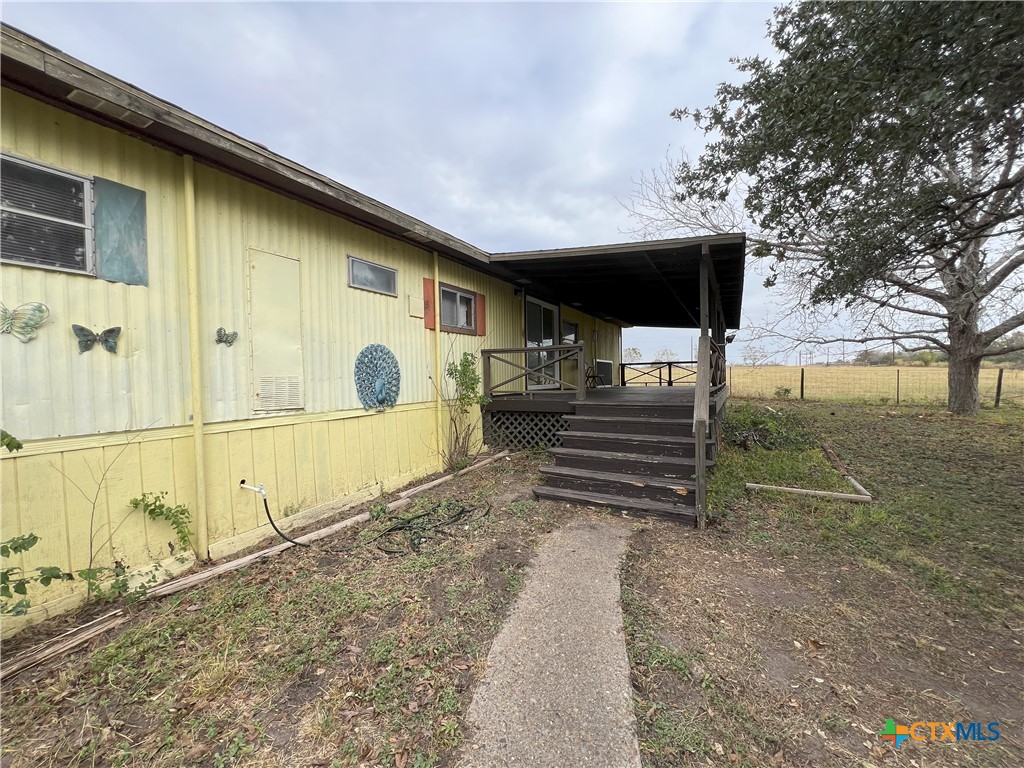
[3,1,779,343]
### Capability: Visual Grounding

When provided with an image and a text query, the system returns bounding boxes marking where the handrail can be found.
[481,343,587,401]
[619,361,698,387]
[692,335,711,531]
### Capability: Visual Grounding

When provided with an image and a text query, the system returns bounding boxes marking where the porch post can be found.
[577,342,587,400]
[700,244,710,338]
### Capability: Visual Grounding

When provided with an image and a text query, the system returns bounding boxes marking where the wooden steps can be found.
[529,392,717,523]
[547,446,710,479]
[539,465,696,506]
[573,403,694,419]
[532,486,698,526]
[556,430,713,459]
[564,414,692,436]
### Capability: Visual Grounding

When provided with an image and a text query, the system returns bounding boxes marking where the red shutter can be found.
[423,277,435,329]
[475,292,486,336]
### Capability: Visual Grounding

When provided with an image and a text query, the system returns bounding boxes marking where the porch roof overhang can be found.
[492,234,746,329]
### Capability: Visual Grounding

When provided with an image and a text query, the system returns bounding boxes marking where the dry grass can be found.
[0,453,571,768]
[724,365,1023,407]
[623,401,1023,767]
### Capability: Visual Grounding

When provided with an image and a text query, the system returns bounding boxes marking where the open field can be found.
[624,401,1023,767]
[727,365,1023,407]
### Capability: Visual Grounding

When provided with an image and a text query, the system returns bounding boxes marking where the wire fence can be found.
[726,365,1023,409]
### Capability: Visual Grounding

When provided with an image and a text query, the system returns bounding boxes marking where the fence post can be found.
[896,368,900,405]
[668,363,674,387]
[729,365,733,391]
[995,367,1004,408]
[800,367,805,400]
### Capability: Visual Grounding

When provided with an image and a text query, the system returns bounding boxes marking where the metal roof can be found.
[1,23,745,330]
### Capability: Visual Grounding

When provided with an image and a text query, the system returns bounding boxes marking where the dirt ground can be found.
[3,402,1021,768]
[624,516,1022,767]
[0,452,574,768]
[623,402,1023,768]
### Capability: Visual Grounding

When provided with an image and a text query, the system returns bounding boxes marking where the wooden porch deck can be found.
[482,385,727,527]
[484,385,700,413]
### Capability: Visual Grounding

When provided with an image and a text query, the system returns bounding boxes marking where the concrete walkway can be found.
[459,517,641,768]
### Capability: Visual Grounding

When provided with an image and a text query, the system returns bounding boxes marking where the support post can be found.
[995,368,1004,408]
[481,351,492,399]
[800,367,805,400]
[576,342,586,401]
[896,368,901,404]
[694,418,707,528]
[432,251,443,470]
[182,155,209,561]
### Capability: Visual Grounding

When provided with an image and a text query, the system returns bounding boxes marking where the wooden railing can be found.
[692,336,711,530]
[619,361,698,387]
[481,344,586,400]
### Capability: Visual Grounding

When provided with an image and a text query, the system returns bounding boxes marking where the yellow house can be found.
[1,25,745,633]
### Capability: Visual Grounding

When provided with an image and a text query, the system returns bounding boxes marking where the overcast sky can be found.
[2,1,780,360]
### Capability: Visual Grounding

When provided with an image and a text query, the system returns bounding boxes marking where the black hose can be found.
[263,496,310,547]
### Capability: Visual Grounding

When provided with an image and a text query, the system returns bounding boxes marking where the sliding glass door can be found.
[526,298,559,389]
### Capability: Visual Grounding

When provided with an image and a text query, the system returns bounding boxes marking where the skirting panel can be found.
[483,410,567,450]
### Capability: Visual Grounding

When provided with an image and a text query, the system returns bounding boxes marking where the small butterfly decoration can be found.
[215,327,239,347]
[0,301,51,343]
[72,324,121,354]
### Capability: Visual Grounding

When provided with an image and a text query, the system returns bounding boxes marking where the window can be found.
[348,255,397,296]
[561,320,579,345]
[1,154,148,285]
[1,155,93,273]
[441,286,476,332]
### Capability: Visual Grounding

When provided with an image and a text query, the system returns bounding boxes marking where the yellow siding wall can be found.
[0,87,618,631]
[1,89,191,440]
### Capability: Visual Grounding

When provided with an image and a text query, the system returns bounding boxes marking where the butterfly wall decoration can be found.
[72,325,121,354]
[215,327,239,346]
[0,301,51,343]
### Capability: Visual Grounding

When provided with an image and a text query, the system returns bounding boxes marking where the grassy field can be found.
[623,400,1023,767]
[726,365,1023,407]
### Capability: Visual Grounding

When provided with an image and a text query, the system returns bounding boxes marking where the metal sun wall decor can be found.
[72,325,121,354]
[215,327,239,346]
[354,343,401,412]
[0,301,51,342]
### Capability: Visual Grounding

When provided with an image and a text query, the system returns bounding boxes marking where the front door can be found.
[525,297,559,389]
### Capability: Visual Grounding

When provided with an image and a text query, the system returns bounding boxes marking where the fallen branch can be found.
[0,451,507,682]
[820,442,873,501]
[396,451,509,499]
[745,483,873,503]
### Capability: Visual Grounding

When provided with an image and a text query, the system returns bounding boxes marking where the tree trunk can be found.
[947,333,981,416]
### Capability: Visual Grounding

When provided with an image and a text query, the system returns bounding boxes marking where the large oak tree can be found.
[636,1,1024,414]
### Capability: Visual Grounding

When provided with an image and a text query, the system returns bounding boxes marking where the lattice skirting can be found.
[483,410,568,450]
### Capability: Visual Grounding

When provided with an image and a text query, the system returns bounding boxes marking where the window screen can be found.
[561,320,579,344]
[440,286,476,331]
[348,255,397,296]
[1,156,92,272]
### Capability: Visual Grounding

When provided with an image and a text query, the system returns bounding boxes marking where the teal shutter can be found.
[94,178,148,286]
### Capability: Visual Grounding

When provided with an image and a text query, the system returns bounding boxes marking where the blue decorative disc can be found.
[354,344,401,411]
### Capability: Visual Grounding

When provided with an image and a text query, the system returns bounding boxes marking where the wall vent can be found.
[255,376,303,411]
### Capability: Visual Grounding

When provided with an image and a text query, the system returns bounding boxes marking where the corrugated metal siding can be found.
[193,165,526,419]
[0,85,620,634]
[1,88,191,440]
